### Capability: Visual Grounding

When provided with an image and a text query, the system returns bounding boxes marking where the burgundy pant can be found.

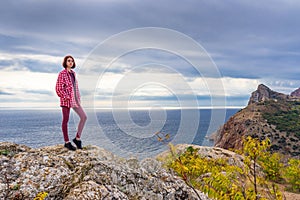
[61,106,87,142]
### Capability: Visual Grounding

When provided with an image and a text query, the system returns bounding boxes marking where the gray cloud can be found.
[0,0,298,79]
[0,90,13,95]
[1,0,300,107]
[25,90,54,96]
[0,56,58,73]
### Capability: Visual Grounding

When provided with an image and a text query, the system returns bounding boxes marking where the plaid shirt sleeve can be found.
[55,72,69,99]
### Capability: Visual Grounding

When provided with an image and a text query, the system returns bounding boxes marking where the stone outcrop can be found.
[0,142,210,200]
[290,87,300,97]
[157,144,245,168]
[248,84,287,105]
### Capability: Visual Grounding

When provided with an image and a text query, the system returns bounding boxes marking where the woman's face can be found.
[66,57,74,68]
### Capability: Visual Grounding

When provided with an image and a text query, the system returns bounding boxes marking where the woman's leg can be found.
[61,106,71,142]
[73,105,87,139]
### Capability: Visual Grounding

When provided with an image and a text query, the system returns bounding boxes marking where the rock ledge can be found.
[0,142,210,200]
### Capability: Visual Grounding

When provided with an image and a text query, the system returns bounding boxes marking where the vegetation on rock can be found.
[161,136,300,200]
[33,191,48,200]
[262,100,300,139]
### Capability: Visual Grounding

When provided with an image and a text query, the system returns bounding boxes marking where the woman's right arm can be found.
[55,73,69,99]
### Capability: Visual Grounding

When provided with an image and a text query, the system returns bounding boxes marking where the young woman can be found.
[55,55,87,150]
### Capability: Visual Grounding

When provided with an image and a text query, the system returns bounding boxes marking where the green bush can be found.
[259,152,284,182]
[160,135,300,199]
[166,144,246,199]
[161,137,284,200]
[283,158,300,193]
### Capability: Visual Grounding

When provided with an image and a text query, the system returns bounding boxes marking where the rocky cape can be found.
[0,142,215,200]
[214,84,300,157]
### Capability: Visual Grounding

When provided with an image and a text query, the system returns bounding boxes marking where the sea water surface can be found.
[0,108,239,158]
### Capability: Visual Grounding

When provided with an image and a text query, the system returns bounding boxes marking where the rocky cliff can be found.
[248,84,288,105]
[215,84,300,157]
[0,142,210,200]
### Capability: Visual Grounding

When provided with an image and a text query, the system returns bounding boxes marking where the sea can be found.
[0,108,239,159]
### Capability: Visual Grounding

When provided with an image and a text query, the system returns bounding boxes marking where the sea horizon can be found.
[0,108,239,158]
[0,106,245,111]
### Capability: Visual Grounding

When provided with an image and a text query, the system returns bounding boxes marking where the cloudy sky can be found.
[1,0,300,109]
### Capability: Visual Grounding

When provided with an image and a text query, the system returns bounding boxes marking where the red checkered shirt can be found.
[55,69,81,108]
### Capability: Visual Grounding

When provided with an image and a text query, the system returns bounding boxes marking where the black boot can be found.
[64,142,76,151]
[73,138,82,149]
